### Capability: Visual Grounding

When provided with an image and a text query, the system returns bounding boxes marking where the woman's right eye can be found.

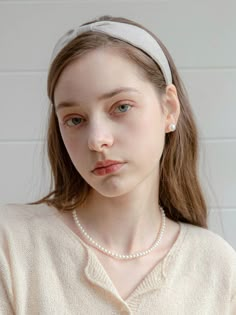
[65,117,84,127]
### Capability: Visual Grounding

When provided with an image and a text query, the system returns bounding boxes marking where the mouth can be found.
[92,160,125,176]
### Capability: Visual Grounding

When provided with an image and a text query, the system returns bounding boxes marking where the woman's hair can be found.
[32,15,208,228]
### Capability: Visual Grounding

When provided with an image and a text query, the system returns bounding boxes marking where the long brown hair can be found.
[32,15,208,228]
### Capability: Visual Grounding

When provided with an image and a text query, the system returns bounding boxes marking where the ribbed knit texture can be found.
[0,203,235,314]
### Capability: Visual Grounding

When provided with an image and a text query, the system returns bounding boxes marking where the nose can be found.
[87,121,114,152]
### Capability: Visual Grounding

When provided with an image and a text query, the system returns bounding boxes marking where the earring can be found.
[169,123,176,132]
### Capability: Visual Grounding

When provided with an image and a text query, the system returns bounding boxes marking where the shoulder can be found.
[0,203,58,235]
[181,222,236,262]
[180,222,236,290]
[164,222,236,307]
[0,202,57,217]
[183,222,235,257]
[170,222,236,298]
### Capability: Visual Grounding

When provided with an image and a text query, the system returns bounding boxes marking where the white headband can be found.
[51,21,172,85]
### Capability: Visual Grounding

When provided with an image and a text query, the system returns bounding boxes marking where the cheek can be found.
[125,110,166,160]
[126,108,165,142]
[59,129,83,162]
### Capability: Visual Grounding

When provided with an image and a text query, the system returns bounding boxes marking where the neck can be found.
[76,182,162,254]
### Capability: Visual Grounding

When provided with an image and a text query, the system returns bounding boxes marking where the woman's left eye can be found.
[114,104,132,113]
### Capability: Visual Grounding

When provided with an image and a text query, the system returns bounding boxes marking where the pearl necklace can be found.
[72,207,166,260]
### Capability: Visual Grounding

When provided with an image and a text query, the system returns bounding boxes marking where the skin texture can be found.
[54,47,180,299]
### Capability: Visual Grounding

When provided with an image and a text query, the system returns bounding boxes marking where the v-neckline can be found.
[50,205,187,302]
[83,221,186,302]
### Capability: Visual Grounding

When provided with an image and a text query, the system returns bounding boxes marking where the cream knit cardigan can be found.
[0,203,235,315]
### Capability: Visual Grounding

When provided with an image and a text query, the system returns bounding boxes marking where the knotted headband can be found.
[51,21,172,85]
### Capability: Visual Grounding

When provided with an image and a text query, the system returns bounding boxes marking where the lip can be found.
[93,160,123,170]
[92,160,125,176]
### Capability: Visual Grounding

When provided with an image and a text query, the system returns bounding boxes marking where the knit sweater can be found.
[0,203,235,315]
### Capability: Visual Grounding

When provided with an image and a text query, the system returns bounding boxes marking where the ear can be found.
[161,84,180,133]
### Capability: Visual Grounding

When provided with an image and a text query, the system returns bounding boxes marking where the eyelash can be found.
[63,103,133,128]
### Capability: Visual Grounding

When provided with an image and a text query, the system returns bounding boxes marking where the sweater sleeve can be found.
[0,207,15,315]
[231,294,236,315]
[0,252,14,315]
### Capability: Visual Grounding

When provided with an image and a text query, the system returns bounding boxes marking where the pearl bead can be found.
[72,207,166,260]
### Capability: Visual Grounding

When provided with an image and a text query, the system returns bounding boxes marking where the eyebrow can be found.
[55,87,140,111]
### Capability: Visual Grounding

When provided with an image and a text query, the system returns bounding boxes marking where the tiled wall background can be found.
[0,0,235,249]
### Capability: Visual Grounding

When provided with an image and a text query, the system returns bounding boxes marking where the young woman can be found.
[0,15,235,314]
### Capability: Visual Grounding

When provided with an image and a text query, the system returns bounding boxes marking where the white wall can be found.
[0,0,235,249]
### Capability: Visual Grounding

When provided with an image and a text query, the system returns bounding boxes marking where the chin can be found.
[89,178,141,199]
[92,185,129,198]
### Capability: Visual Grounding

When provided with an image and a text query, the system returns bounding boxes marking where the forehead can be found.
[54,47,148,105]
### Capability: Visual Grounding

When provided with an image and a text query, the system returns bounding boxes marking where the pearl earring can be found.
[169,123,176,132]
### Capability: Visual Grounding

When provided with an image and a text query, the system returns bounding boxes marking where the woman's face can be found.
[54,48,171,198]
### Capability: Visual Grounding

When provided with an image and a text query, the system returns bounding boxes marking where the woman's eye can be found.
[65,117,83,127]
[114,104,132,113]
